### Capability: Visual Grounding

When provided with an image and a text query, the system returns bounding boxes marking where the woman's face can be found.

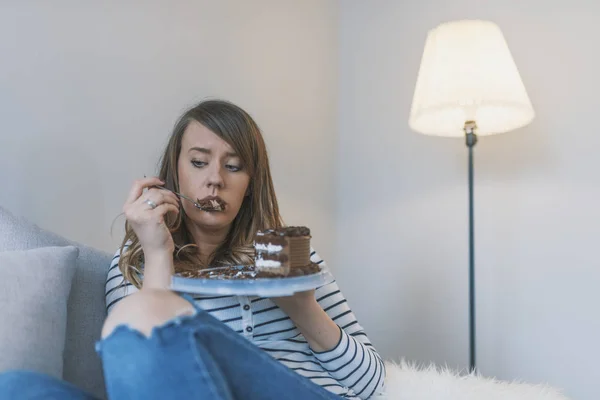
[177,121,251,232]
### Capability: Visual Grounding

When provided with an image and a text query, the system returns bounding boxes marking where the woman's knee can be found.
[0,370,58,397]
[0,370,42,385]
[0,370,95,399]
[102,289,195,339]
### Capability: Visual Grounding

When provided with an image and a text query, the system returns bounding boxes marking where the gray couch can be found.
[0,206,112,399]
[0,205,572,400]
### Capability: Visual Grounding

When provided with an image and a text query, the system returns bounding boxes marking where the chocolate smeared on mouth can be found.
[196,198,225,211]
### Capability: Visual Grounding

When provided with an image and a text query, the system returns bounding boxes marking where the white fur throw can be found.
[372,360,571,400]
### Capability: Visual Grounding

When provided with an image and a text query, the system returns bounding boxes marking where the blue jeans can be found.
[0,294,341,400]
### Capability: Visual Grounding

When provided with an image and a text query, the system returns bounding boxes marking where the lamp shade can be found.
[409,20,534,137]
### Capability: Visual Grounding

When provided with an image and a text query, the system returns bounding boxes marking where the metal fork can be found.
[154,185,207,210]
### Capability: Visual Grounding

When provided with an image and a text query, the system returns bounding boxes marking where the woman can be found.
[0,100,385,399]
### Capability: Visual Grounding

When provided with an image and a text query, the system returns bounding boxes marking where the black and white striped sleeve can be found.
[105,246,139,314]
[309,249,386,399]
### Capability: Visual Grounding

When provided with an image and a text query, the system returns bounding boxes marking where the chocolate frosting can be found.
[196,197,226,210]
[258,226,311,237]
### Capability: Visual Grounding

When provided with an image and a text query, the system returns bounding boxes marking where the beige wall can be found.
[336,1,599,399]
[0,1,338,262]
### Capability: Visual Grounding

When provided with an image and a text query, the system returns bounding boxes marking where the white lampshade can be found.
[409,20,535,137]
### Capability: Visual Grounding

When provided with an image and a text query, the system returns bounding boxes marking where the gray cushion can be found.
[0,206,112,399]
[0,246,78,379]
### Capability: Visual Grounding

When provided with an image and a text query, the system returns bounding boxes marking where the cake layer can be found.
[254,243,284,253]
[256,253,289,263]
[255,256,289,276]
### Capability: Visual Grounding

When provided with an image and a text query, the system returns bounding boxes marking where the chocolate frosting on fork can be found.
[196,197,226,210]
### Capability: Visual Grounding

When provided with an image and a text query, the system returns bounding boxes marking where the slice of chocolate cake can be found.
[254,226,311,276]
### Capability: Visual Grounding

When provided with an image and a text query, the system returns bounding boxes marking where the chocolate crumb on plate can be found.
[176,263,321,280]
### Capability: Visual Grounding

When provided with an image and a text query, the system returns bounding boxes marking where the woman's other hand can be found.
[272,289,341,352]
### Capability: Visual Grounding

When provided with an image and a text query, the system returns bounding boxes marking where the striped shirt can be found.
[105,247,386,399]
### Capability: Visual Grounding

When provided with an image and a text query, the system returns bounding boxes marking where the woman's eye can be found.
[226,164,242,172]
[191,160,207,168]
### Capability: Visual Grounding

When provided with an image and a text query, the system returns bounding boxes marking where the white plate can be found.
[170,266,334,297]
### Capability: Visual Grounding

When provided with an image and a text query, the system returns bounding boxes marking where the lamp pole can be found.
[465,120,477,373]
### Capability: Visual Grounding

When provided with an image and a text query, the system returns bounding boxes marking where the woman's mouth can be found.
[196,196,227,212]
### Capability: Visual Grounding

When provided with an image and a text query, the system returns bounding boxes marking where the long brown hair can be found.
[119,99,284,288]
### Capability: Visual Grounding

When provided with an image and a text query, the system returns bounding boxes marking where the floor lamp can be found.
[408,20,535,372]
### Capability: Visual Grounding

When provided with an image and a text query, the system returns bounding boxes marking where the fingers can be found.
[140,188,180,209]
[152,203,180,220]
[125,177,164,206]
[121,178,179,256]
[154,188,181,208]
[123,178,181,226]
[124,193,180,223]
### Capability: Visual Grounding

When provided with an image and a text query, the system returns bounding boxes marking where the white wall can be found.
[2,1,596,398]
[337,1,599,399]
[0,1,338,261]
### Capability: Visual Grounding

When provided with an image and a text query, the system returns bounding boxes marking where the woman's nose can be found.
[206,164,224,188]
